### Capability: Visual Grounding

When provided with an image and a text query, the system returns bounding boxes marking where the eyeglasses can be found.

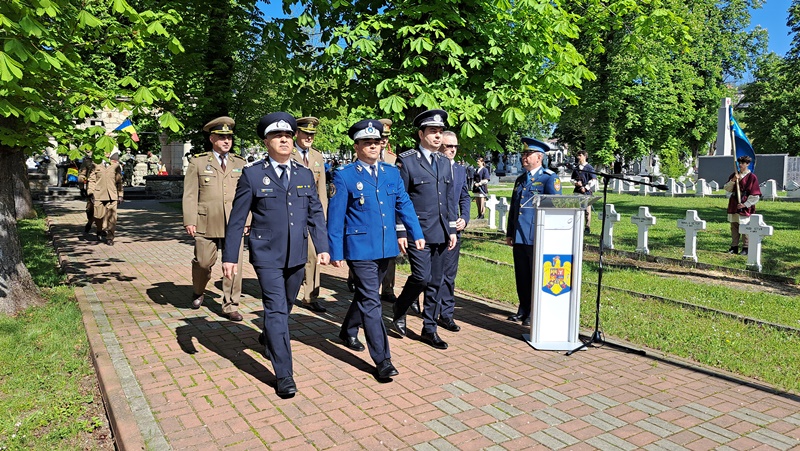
[443,144,460,149]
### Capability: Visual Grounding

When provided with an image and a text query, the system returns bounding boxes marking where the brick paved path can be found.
[46,199,800,450]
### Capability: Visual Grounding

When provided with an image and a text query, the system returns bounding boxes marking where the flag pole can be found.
[729,108,742,204]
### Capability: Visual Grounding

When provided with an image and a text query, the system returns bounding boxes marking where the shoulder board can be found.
[544,169,555,175]
[230,154,245,161]
[244,158,263,168]
[378,161,396,168]
[399,149,416,158]
[194,152,209,158]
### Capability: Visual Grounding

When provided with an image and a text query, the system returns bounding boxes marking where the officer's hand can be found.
[118,196,124,204]
[243,226,251,236]
[455,218,466,231]
[222,262,237,279]
[185,225,196,237]
[332,260,345,268]
[398,237,408,254]
[505,237,513,247]
[317,252,330,265]
[414,239,425,250]
[448,234,457,250]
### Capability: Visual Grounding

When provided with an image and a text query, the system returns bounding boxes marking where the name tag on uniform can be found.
[233,168,242,173]
[204,170,214,174]
[260,188,274,193]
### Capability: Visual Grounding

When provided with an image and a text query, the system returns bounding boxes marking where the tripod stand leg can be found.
[566,329,603,355]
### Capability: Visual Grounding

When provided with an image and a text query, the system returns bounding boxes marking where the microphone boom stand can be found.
[566,170,667,356]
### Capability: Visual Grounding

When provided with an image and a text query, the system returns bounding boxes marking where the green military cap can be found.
[296,116,320,134]
[203,116,235,135]
[379,119,392,137]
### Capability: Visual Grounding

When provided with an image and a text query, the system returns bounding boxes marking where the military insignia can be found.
[398,149,416,158]
[315,161,320,167]
[328,183,337,197]
[356,165,363,173]
[356,181,363,191]
[263,176,270,186]
[433,114,442,123]
[554,178,561,191]
[204,177,210,182]
[206,165,212,171]
[359,195,365,205]
[542,255,572,296]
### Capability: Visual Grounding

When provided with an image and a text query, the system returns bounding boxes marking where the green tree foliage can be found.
[0,0,183,314]
[554,0,763,171]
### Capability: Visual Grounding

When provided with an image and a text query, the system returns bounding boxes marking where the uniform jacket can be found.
[223,159,328,269]
[88,161,123,201]
[507,166,562,245]
[396,148,457,244]
[451,162,471,233]
[327,161,423,262]
[291,146,328,216]
[182,152,247,238]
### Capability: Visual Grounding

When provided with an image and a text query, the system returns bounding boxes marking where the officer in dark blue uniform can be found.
[391,109,457,350]
[436,131,471,332]
[328,119,425,381]
[222,112,330,398]
[505,137,562,326]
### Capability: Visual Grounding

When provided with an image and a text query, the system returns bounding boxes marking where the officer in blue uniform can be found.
[505,137,562,326]
[436,131,471,332]
[391,109,457,350]
[328,119,425,381]
[222,112,330,398]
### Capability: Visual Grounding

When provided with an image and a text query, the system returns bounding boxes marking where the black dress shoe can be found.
[522,317,531,327]
[410,301,421,314]
[191,293,204,309]
[380,293,397,303]
[437,317,461,332]
[392,315,407,337]
[338,331,365,351]
[420,331,448,350]
[726,246,738,254]
[305,301,327,313]
[507,313,523,322]
[376,359,399,380]
[740,247,748,256]
[275,376,297,398]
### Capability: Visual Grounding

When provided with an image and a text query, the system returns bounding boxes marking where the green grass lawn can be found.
[0,213,111,450]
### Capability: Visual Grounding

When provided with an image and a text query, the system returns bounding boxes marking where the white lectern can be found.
[522,195,599,351]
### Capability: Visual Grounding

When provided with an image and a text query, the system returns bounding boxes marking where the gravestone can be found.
[656,176,665,186]
[787,181,800,199]
[497,197,509,233]
[761,180,777,200]
[666,178,678,197]
[709,180,720,191]
[677,210,706,262]
[675,181,686,194]
[639,182,649,196]
[695,179,709,197]
[741,214,773,272]
[600,203,621,249]
[631,206,656,254]
[623,180,636,192]
[685,180,695,192]
[486,195,499,230]
[610,178,622,194]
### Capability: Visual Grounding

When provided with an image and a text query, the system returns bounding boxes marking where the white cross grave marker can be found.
[631,206,657,254]
[497,197,509,233]
[677,210,706,262]
[600,203,621,249]
[486,194,499,230]
[741,214,773,272]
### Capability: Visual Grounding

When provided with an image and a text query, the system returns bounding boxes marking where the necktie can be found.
[302,151,309,167]
[220,155,226,172]
[278,164,289,189]
[430,155,438,176]
[370,164,378,183]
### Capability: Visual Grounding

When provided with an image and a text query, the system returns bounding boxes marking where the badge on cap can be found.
[356,182,363,191]
[433,114,442,123]
[263,176,270,186]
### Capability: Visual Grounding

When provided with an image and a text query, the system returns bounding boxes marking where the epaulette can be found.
[378,161,396,167]
[398,149,416,158]
[194,152,209,158]
[244,158,263,168]
[544,168,555,175]
[337,162,353,171]
[230,154,245,160]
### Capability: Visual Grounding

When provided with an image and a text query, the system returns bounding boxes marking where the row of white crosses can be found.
[600,205,774,272]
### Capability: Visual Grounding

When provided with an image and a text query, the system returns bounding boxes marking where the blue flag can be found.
[729,106,755,171]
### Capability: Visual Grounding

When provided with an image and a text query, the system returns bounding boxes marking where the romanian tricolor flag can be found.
[114,118,140,142]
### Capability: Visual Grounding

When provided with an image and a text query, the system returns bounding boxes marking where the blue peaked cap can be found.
[521,137,550,153]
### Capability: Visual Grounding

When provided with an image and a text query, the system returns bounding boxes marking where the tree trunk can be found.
[0,146,44,315]
[12,149,36,220]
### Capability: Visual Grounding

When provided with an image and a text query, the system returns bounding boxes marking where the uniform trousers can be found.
[438,235,462,321]
[192,235,244,313]
[254,264,305,379]
[396,242,447,334]
[347,260,395,296]
[512,244,535,320]
[93,200,118,241]
[340,258,392,365]
[301,238,321,303]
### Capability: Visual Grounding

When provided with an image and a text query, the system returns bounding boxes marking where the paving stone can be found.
[586,432,638,450]
[583,411,628,431]
[677,402,722,421]
[729,407,777,426]
[747,429,799,450]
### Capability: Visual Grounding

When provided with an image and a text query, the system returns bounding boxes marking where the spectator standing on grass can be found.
[473,157,489,219]
[723,155,760,256]
[571,149,597,234]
